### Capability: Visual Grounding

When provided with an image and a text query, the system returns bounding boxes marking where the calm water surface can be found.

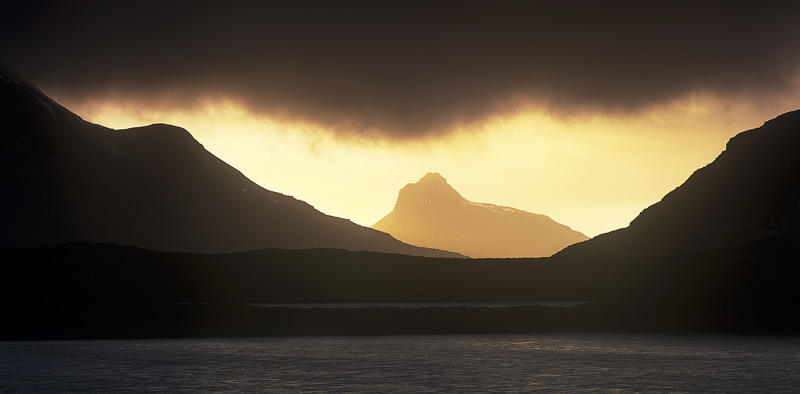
[2,334,799,393]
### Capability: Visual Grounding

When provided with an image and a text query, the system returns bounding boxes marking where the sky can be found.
[2,1,800,237]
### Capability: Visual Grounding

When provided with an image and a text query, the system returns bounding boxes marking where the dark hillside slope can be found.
[0,66,460,257]
[558,109,800,259]
[550,111,800,332]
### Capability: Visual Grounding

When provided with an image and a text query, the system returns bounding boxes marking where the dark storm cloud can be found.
[2,1,800,138]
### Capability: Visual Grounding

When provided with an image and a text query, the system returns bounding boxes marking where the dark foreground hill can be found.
[2,238,798,339]
[373,173,588,258]
[551,110,800,305]
[557,109,800,259]
[0,67,459,257]
[547,110,800,334]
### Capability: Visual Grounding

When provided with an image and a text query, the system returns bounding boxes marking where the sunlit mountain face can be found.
[373,173,588,258]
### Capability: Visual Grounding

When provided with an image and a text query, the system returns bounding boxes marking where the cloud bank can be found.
[3,1,800,138]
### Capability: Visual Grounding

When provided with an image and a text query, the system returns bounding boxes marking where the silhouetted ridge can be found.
[0,66,462,257]
[558,109,800,259]
[373,173,588,258]
[0,65,84,127]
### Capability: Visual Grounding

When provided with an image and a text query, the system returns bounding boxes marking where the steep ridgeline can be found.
[0,66,461,257]
[372,173,588,258]
[547,110,800,333]
[557,109,800,260]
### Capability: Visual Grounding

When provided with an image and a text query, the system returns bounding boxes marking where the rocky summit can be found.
[373,173,588,258]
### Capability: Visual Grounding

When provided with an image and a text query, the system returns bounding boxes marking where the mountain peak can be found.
[395,172,465,212]
[374,173,589,258]
[418,172,448,184]
[411,172,458,196]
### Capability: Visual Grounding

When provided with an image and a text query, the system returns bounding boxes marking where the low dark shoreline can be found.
[5,300,800,341]
[3,242,800,340]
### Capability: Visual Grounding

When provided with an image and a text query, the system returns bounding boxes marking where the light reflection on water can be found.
[2,334,799,393]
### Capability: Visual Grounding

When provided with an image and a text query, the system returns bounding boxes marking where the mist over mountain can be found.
[373,173,588,258]
[0,66,461,257]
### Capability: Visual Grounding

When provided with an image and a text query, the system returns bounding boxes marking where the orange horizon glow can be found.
[54,90,800,238]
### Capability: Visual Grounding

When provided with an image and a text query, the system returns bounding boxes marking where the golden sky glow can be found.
[62,91,800,237]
